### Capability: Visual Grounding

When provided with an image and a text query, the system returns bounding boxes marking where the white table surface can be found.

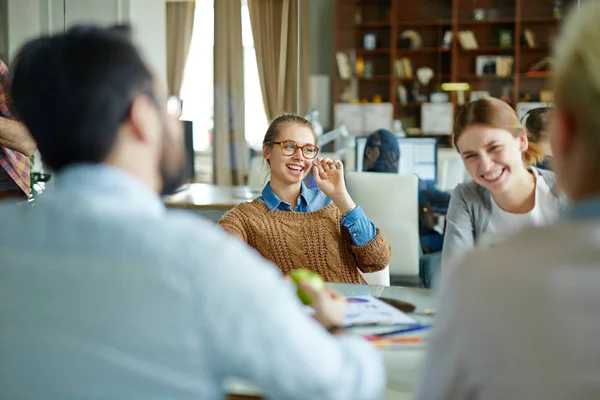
[225,283,435,397]
[163,183,257,210]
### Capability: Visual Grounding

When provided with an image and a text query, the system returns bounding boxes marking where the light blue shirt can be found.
[0,164,385,400]
[258,181,378,246]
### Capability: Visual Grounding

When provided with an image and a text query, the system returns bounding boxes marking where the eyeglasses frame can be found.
[267,140,320,159]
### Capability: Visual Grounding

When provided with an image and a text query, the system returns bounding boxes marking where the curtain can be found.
[248,0,310,120]
[213,0,246,185]
[166,1,195,96]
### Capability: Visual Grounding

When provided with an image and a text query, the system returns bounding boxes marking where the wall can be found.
[7,0,41,63]
[5,0,167,85]
[127,0,167,85]
[307,0,334,128]
[308,0,333,76]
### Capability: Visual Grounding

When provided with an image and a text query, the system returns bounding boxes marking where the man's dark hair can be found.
[11,24,155,171]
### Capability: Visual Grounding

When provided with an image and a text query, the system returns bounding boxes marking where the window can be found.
[179,0,268,153]
[241,2,269,149]
[179,1,214,152]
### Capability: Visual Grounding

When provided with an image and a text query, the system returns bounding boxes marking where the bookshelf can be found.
[332,0,576,139]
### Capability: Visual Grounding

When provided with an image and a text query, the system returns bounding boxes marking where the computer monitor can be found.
[355,136,438,183]
[183,120,195,182]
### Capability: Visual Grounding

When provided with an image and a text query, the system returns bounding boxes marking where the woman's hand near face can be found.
[312,158,356,214]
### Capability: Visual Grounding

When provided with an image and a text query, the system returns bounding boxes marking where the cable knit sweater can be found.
[218,200,392,284]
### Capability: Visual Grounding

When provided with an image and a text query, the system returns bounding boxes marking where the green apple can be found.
[290,269,325,305]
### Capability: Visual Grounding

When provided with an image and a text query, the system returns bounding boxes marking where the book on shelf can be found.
[475,55,514,77]
[336,52,352,80]
[402,58,413,78]
[394,57,414,78]
[523,29,536,48]
[441,30,452,50]
[397,85,408,105]
[499,29,513,48]
[394,59,403,77]
[458,31,479,50]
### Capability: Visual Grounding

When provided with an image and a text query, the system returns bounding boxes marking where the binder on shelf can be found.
[523,29,537,48]
[336,52,352,80]
[395,58,414,78]
[442,30,453,49]
[421,103,454,135]
[397,85,408,105]
[458,31,479,50]
[334,103,393,137]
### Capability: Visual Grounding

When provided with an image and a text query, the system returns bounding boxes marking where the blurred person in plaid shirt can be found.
[0,59,37,200]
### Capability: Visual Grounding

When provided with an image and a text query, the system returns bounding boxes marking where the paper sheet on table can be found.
[344,296,417,326]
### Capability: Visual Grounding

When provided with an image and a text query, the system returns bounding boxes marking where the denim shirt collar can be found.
[260,181,315,212]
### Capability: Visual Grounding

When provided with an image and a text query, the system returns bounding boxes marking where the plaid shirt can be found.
[0,60,30,196]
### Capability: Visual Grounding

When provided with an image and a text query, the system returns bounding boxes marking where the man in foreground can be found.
[0,25,384,399]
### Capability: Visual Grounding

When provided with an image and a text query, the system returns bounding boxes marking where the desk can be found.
[225,283,434,399]
[164,184,257,222]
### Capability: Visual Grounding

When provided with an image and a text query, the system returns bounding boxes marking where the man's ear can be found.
[129,95,159,144]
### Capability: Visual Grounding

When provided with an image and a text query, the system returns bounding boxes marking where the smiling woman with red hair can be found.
[417,3,600,397]
[441,97,564,268]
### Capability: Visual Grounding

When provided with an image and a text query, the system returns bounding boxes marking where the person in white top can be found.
[477,167,559,247]
[441,96,563,269]
[416,2,600,398]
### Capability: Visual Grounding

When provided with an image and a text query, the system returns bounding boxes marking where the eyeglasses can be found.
[166,96,183,118]
[268,140,320,159]
[143,92,183,119]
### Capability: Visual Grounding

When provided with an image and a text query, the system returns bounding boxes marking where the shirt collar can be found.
[53,163,166,216]
[564,196,600,220]
[260,181,314,211]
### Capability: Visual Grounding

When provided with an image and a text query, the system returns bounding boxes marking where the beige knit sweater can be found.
[218,200,392,284]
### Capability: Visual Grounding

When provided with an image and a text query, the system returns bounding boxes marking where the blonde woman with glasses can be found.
[219,114,391,284]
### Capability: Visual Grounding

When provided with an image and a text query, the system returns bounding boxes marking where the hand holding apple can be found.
[290,269,346,330]
[290,269,325,305]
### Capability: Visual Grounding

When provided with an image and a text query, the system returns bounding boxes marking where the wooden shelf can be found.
[397,20,451,27]
[457,74,514,81]
[394,74,452,82]
[458,46,515,53]
[333,0,559,129]
[521,17,562,24]
[397,47,449,54]
[357,75,391,81]
[520,46,552,52]
[355,48,390,55]
[395,74,451,82]
[343,0,391,4]
[340,21,390,29]
[459,17,561,25]
[520,72,554,78]
[458,18,515,25]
